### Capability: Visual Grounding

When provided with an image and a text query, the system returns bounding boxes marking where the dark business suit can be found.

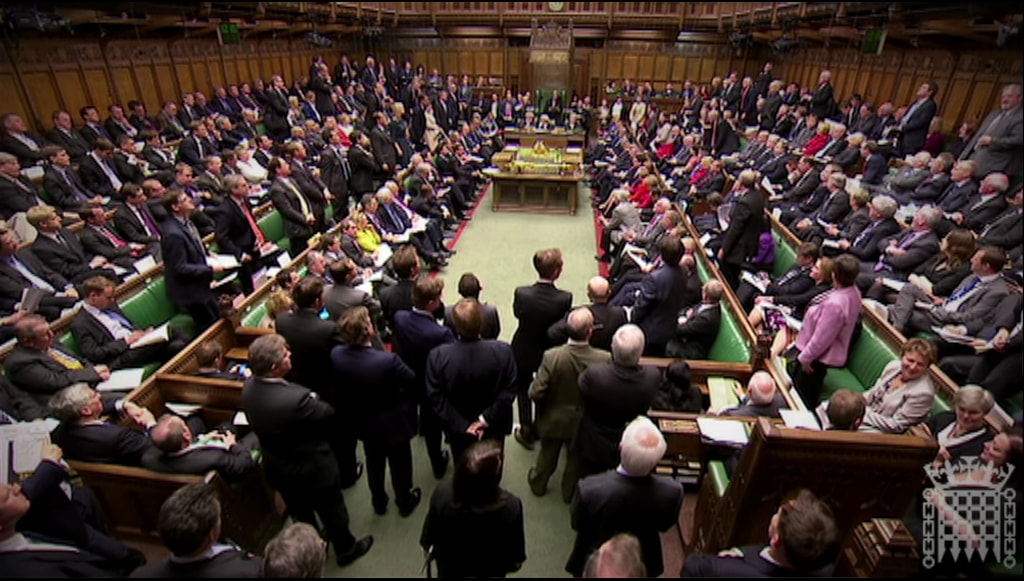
[843,217,902,263]
[0,131,49,167]
[719,188,765,290]
[331,344,417,510]
[566,470,684,577]
[79,123,109,149]
[77,226,137,268]
[43,165,96,211]
[511,281,573,439]
[547,302,628,353]
[0,249,77,320]
[738,265,814,312]
[3,344,103,407]
[962,193,1009,234]
[809,81,835,120]
[632,263,690,356]
[47,127,91,162]
[78,154,121,198]
[214,198,268,295]
[140,432,259,482]
[30,230,118,285]
[574,361,660,476]
[160,216,219,330]
[70,306,185,370]
[261,87,291,141]
[52,399,151,465]
[721,392,789,419]
[393,308,456,474]
[0,174,43,219]
[425,338,518,463]
[113,202,161,246]
[269,178,316,254]
[858,229,941,290]
[665,304,722,360]
[978,207,1023,251]
[347,144,380,196]
[684,545,834,577]
[323,283,381,322]
[0,548,130,578]
[242,376,358,553]
[862,152,889,187]
[130,551,264,578]
[899,98,938,155]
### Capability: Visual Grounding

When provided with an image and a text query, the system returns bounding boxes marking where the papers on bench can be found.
[372,244,393,268]
[740,271,769,294]
[0,419,61,484]
[881,278,906,292]
[211,272,239,289]
[708,377,741,413]
[133,255,157,274]
[206,253,241,270]
[780,409,822,431]
[276,251,292,268]
[19,288,45,315]
[165,402,202,417]
[95,367,145,393]
[697,417,750,447]
[131,322,170,349]
[821,239,842,250]
[233,411,248,426]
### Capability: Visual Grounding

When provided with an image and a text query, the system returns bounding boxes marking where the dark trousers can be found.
[791,358,829,406]
[529,437,579,503]
[720,260,742,291]
[331,429,361,487]
[278,480,356,554]
[182,298,221,333]
[289,236,309,255]
[515,378,535,441]
[418,399,447,472]
[364,438,414,509]
[110,330,189,370]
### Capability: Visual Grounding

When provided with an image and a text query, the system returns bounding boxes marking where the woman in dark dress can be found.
[922,385,997,464]
[389,102,414,169]
[420,440,525,578]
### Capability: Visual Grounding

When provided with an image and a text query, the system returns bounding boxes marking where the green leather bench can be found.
[258,212,289,251]
[695,252,753,364]
[772,233,797,278]
[240,303,267,328]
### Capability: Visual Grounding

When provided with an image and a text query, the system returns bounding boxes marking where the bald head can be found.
[748,371,778,405]
[566,308,595,342]
[587,276,612,303]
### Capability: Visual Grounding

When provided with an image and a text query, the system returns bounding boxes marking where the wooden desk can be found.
[503,130,586,150]
[491,172,580,215]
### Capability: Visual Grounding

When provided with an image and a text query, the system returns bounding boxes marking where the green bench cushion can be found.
[695,253,752,363]
[120,279,196,339]
[258,212,286,246]
[57,332,80,357]
[707,460,730,497]
[773,234,797,278]
[241,303,268,328]
[822,324,898,399]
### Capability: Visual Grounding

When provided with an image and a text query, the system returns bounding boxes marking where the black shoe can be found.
[432,450,450,479]
[372,494,389,515]
[398,488,422,517]
[341,462,364,489]
[513,426,535,450]
[527,467,547,497]
[336,535,374,566]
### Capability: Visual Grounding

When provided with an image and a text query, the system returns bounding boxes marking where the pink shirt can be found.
[797,285,862,367]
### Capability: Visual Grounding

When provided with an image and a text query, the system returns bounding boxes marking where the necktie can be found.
[239,201,267,246]
[283,179,312,217]
[943,277,982,312]
[135,206,160,238]
[97,156,123,190]
[104,308,134,330]
[99,226,127,248]
[183,219,206,253]
[48,348,83,370]
[195,137,205,158]
[337,148,351,180]
[63,168,90,200]
[852,221,878,247]
[8,256,55,291]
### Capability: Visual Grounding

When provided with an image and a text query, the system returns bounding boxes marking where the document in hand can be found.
[130,322,170,349]
[19,288,46,315]
[206,253,241,269]
[0,419,60,484]
[373,244,393,268]
[95,368,146,392]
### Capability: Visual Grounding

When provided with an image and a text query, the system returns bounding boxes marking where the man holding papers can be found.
[215,174,282,295]
[71,277,188,369]
[159,189,225,331]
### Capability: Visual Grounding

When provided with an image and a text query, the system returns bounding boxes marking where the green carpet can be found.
[323,182,597,578]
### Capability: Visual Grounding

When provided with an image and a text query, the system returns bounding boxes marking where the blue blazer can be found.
[160,217,214,305]
[331,344,416,446]
[393,309,455,384]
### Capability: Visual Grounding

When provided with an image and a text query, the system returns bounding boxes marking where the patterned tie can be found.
[240,201,267,246]
[104,309,134,330]
[99,226,127,248]
[48,348,83,370]
[137,206,160,238]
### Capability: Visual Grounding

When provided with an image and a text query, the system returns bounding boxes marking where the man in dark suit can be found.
[720,371,789,418]
[548,276,627,353]
[26,205,119,285]
[566,416,684,578]
[950,172,1011,234]
[809,70,835,120]
[159,189,223,331]
[103,105,138,144]
[0,152,45,220]
[510,248,574,448]
[79,105,111,149]
[142,415,259,482]
[379,245,423,331]
[665,280,724,360]
[898,81,939,155]
[242,334,373,566]
[71,276,187,370]
[0,228,79,321]
[268,158,317,254]
[718,171,766,290]
[684,489,839,577]
[46,110,90,163]
[77,203,148,269]
[978,187,1023,252]
[262,76,292,142]
[369,112,398,176]
[426,298,518,464]
[331,307,421,517]
[49,383,155,465]
[283,142,330,232]
[215,175,278,296]
[78,139,125,199]
[347,130,380,198]
[857,206,942,291]
[323,259,383,324]
[393,276,457,478]
[738,242,818,311]
[831,195,902,263]
[41,146,101,211]
[573,324,660,478]
[631,237,690,357]
[528,308,611,503]
[0,113,49,167]
[131,483,264,577]
[275,276,362,486]
[113,183,162,254]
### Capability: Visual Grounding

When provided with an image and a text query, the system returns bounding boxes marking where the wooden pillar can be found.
[834,518,920,578]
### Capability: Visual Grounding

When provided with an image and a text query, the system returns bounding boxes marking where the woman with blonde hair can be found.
[259,289,295,330]
[390,102,414,168]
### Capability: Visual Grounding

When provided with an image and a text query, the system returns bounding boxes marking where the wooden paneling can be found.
[621,55,639,81]
[173,63,195,97]
[490,51,504,76]
[637,54,656,81]
[53,71,89,118]
[152,65,176,105]
[82,69,114,106]
[132,65,160,109]
[0,72,30,123]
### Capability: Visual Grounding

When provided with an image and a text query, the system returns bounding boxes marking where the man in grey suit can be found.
[323,258,382,323]
[962,84,1023,181]
[598,189,641,260]
[527,308,611,502]
[888,246,1012,338]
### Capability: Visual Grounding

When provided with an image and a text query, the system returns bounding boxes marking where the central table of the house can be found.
[488,143,583,215]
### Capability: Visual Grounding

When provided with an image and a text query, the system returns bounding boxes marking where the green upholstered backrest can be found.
[707,460,731,497]
[241,303,268,328]
[847,324,899,389]
[695,253,752,364]
[773,234,797,278]
[57,332,80,356]
[258,212,286,246]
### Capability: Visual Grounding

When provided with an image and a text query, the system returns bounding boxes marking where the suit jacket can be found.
[0,132,49,167]
[607,202,642,245]
[877,229,940,275]
[962,194,1008,233]
[0,249,76,315]
[443,301,501,341]
[721,392,788,419]
[862,152,889,185]
[846,218,902,262]
[160,216,214,305]
[0,543,129,578]
[900,98,938,154]
[69,307,137,367]
[861,359,935,433]
[632,264,690,351]
[666,304,721,360]
[46,127,90,162]
[43,165,97,211]
[140,435,258,482]
[3,344,102,406]
[369,124,398,170]
[323,283,381,322]
[809,82,835,120]
[0,174,43,219]
[721,189,765,265]
[978,208,1023,250]
[78,154,121,198]
[797,286,862,369]
[811,189,851,226]
[394,307,456,400]
[268,178,316,240]
[130,550,264,578]
[29,229,98,282]
[176,135,209,169]
[331,344,416,446]
[929,274,1012,327]
[242,376,339,493]
[261,88,291,137]
[511,282,574,383]
[529,343,611,440]
[962,106,1023,178]
[347,144,380,194]
[936,180,978,214]
[547,302,628,353]
[113,202,160,245]
[103,118,137,144]
[275,309,343,405]
[52,398,150,465]
[142,144,175,171]
[425,338,518,437]
[575,361,660,470]
[684,545,834,577]
[379,279,416,328]
[77,225,135,267]
[566,471,683,577]
[214,198,259,261]
[79,123,109,149]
